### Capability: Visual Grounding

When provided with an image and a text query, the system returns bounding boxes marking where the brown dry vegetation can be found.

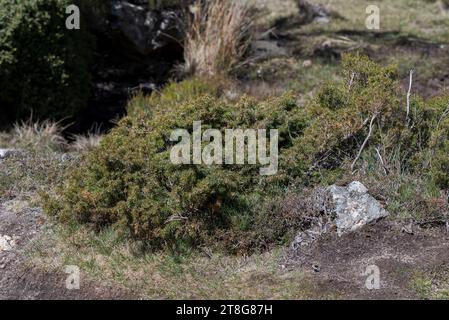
[183,0,253,77]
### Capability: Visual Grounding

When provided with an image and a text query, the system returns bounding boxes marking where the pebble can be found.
[0,235,16,252]
[0,148,18,159]
[302,60,312,67]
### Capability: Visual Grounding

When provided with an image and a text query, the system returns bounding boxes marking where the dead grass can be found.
[0,120,76,205]
[0,151,78,205]
[183,0,253,77]
[9,119,67,152]
[26,223,323,299]
[69,132,102,153]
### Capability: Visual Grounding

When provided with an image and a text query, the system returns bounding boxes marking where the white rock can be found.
[346,181,368,194]
[302,60,313,67]
[0,235,15,252]
[328,181,389,236]
[291,181,390,249]
[0,148,17,159]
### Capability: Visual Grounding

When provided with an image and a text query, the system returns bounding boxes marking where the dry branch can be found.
[406,69,414,126]
[351,112,378,172]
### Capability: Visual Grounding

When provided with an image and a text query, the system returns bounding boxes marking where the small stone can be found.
[0,149,14,159]
[302,60,312,67]
[315,17,330,24]
[0,234,15,252]
[401,222,414,235]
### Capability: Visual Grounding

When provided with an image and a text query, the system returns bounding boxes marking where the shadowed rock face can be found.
[72,0,185,134]
[110,0,183,56]
[83,0,185,57]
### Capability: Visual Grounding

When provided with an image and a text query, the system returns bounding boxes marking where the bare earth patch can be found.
[287,220,449,299]
[3,198,449,299]
[0,203,134,300]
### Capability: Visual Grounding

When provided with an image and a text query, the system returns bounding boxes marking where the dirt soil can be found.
[2,200,449,299]
[287,220,449,299]
[0,204,134,300]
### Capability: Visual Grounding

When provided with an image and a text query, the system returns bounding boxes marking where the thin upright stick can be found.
[406,69,414,126]
[375,146,388,174]
[351,112,378,172]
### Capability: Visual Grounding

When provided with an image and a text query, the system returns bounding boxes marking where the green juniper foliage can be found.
[46,56,449,253]
[45,79,304,252]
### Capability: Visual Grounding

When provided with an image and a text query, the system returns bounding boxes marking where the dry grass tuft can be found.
[183,0,253,77]
[11,119,67,152]
[70,132,102,153]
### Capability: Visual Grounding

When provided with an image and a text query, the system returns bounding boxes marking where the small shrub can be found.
[317,83,348,110]
[420,96,449,189]
[127,78,222,116]
[48,55,449,254]
[282,53,401,180]
[46,83,307,251]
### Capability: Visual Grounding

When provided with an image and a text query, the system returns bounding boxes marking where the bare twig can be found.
[445,190,449,234]
[351,112,378,172]
[406,69,414,126]
[436,103,449,129]
[375,146,388,174]
[348,72,356,90]
[165,215,188,224]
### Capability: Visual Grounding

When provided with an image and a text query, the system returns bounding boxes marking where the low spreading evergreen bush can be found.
[45,55,449,253]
